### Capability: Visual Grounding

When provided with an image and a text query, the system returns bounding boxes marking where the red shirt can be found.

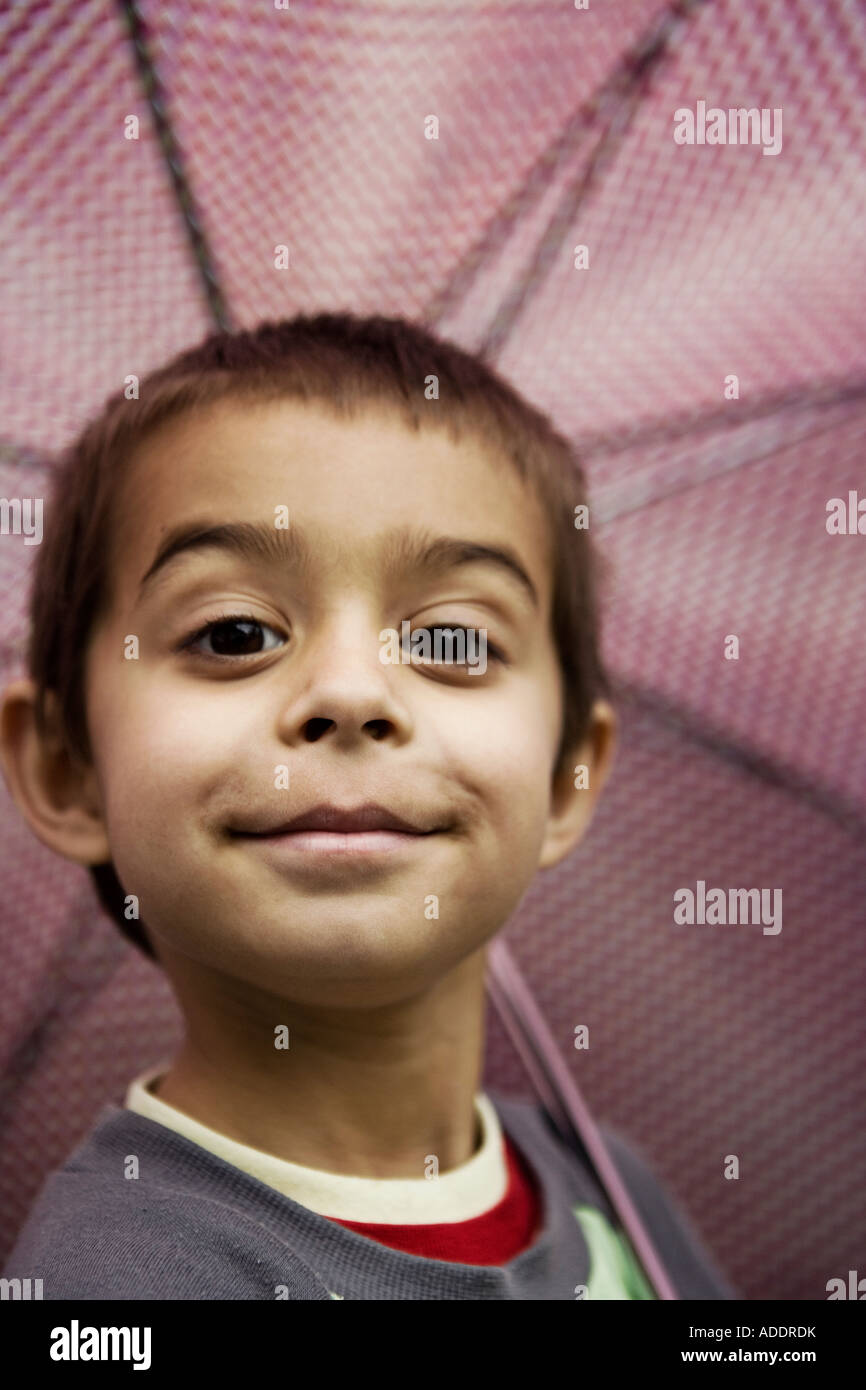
[325,1132,542,1265]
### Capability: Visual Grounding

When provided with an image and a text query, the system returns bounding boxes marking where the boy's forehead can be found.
[110,397,554,605]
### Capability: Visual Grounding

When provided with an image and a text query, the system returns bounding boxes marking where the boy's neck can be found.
[150,943,489,1180]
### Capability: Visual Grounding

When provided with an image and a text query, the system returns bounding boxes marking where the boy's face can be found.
[75,398,611,1006]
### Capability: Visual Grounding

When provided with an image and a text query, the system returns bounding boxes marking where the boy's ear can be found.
[538,698,617,870]
[0,678,111,866]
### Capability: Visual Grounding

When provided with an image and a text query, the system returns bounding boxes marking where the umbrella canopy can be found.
[1,0,864,1300]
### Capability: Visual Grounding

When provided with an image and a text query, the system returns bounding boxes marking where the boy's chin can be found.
[202,908,486,1005]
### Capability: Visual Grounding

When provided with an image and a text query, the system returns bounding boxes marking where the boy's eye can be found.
[181,615,287,659]
[178,618,501,665]
[402,625,502,665]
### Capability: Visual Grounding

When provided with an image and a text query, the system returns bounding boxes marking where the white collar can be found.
[124,1066,508,1223]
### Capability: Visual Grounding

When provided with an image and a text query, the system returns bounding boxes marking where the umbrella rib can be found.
[592,390,866,523]
[425,0,710,348]
[577,376,866,460]
[613,679,866,842]
[478,1,701,361]
[116,0,232,333]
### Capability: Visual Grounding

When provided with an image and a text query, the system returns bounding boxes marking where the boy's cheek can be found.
[95,671,241,772]
[459,710,556,815]
[91,664,554,845]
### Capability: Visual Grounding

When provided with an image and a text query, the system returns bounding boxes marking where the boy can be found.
[0,313,736,1299]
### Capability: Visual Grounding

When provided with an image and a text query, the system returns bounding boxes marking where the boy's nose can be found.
[275,609,411,748]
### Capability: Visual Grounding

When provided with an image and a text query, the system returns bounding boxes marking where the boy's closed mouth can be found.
[229,802,447,862]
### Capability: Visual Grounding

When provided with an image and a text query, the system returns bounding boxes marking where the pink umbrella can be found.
[1,0,864,1301]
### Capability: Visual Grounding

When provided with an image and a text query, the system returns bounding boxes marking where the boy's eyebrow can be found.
[137,520,314,600]
[383,528,539,610]
[136,519,539,610]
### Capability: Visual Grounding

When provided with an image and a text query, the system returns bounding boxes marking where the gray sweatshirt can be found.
[2,1089,737,1300]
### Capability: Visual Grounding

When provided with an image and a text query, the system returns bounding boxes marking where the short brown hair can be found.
[27,311,611,960]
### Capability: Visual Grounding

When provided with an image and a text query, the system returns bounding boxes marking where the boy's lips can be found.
[228,802,449,867]
[231,802,443,836]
